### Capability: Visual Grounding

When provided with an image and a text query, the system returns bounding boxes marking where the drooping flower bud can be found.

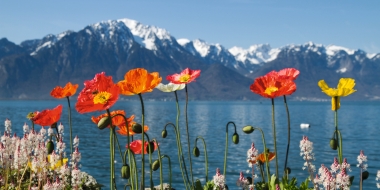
[132,123,143,134]
[97,116,111,130]
[121,164,130,179]
[362,171,369,180]
[242,126,254,134]
[147,141,155,154]
[47,140,54,154]
[152,160,160,171]
[193,147,200,157]
[232,133,239,144]
[161,129,167,138]
[329,138,338,150]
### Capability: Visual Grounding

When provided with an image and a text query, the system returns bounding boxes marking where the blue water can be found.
[1,100,379,189]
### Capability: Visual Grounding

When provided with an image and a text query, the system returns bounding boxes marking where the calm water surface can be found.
[1,100,379,189]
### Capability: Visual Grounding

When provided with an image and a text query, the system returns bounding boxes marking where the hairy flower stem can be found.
[174,91,191,190]
[184,86,195,187]
[283,95,291,179]
[138,93,146,190]
[224,121,237,177]
[107,109,115,190]
[66,96,73,155]
[271,98,279,177]
[334,96,343,164]
[195,136,209,181]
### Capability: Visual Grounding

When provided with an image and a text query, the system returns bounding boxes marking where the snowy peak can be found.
[229,44,280,65]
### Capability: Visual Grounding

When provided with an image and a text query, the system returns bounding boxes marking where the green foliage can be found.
[254,176,313,190]
[203,180,215,190]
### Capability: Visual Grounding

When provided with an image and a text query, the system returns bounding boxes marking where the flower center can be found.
[179,74,191,83]
[93,91,112,104]
[264,86,278,95]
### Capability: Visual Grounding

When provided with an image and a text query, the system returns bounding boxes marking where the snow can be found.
[228,44,280,65]
[326,45,355,56]
[192,39,210,57]
[177,38,190,46]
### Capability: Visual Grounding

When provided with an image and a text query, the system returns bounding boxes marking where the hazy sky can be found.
[1,1,379,54]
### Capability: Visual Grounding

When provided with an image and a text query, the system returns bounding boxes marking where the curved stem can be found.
[66,96,73,156]
[253,127,270,183]
[283,95,291,178]
[164,122,190,189]
[271,98,279,177]
[160,155,172,188]
[184,86,195,186]
[138,93,145,190]
[195,136,209,181]
[224,121,237,177]
[112,113,131,164]
[143,133,154,189]
[107,109,115,190]
[151,139,164,190]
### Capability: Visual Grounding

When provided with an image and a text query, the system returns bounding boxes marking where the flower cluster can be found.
[314,159,351,190]
[213,168,226,190]
[299,136,316,172]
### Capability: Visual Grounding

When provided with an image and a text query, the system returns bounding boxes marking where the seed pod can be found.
[329,138,338,150]
[47,140,54,154]
[242,126,254,134]
[193,147,200,157]
[161,129,167,138]
[147,141,155,154]
[362,171,369,180]
[232,133,239,144]
[121,164,130,179]
[132,123,143,134]
[152,160,160,171]
[97,116,111,130]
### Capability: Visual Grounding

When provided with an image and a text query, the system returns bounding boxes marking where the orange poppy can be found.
[91,110,129,128]
[75,72,120,114]
[257,152,276,163]
[166,68,201,84]
[127,140,158,154]
[250,71,297,98]
[50,82,79,98]
[116,115,149,136]
[31,105,63,127]
[117,68,162,96]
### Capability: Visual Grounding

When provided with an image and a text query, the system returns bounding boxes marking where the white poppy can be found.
[155,83,186,92]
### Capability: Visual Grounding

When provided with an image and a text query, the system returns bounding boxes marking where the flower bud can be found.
[121,164,130,179]
[246,177,252,184]
[232,133,239,144]
[362,171,369,180]
[194,179,203,189]
[132,123,143,134]
[152,160,160,171]
[47,140,54,154]
[285,167,291,174]
[242,126,254,134]
[97,116,111,130]
[193,147,200,157]
[161,129,167,138]
[147,141,155,154]
[329,138,338,150]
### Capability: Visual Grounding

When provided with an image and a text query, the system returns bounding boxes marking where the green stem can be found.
[107,109,115,190]
[160,155,172,188]
[184,86,195,186]
[252,127,270,183]
[174,91,191,190]
[66,96,73,156]
[337,130,343,164]
[138,93,145,190]
[271,98,279,177]
[283,95,291,178]
[195,136,209,181]
[144,133,154,189]
[223,121,237,177]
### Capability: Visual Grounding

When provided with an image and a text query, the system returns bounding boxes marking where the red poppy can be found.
[75,72,120,114]
[250,69,298,98]
[127,140,158,154]
[166,68,201,84]
[91,110,129,128]
[50,82,79,98]
[116,115,149,136]
[31,105,63,127]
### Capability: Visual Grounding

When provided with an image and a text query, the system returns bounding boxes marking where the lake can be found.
[1,100,379,189]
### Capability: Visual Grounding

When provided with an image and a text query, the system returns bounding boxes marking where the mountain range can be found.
[1,18,380,101]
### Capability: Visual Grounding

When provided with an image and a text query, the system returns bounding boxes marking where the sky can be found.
[1,1,380,54]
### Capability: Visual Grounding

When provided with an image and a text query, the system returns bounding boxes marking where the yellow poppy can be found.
[318,78,356,110]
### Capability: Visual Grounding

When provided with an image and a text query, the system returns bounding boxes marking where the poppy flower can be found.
[257,152,276,163]
[31,105,63,127]
[127,140,158,154]
[116,115,149,136]
[155,83,186,92]
[318,78,356,110]
[166,68,201,84]
[117,68,162,96]
[50,82,79,98]
[269,68,300,80]
[91,110,130,128]
[250,72,297,99]
[75,72,120,114]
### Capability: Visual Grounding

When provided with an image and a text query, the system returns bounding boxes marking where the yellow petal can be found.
[318,80,337,96]
[337,78,356,96]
